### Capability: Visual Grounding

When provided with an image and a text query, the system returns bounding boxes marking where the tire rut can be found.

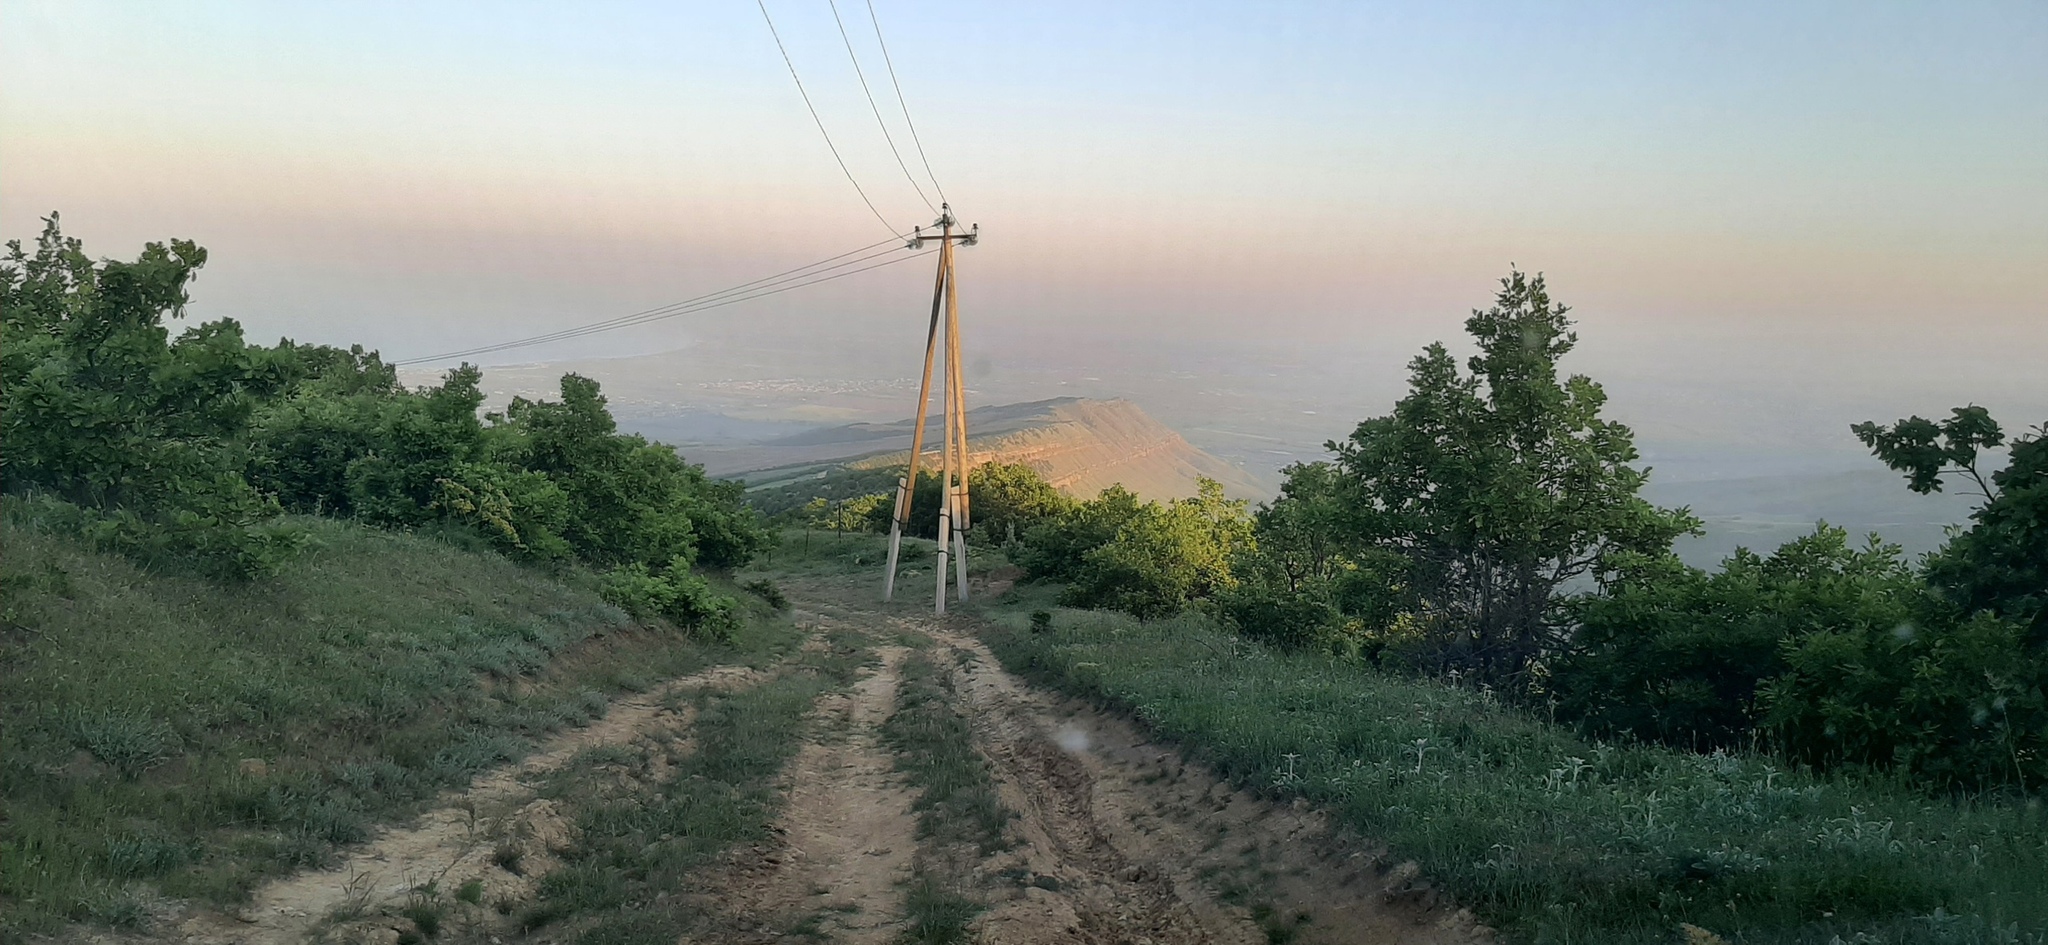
[681,642,919,943]
[918,615,1491,945]
[170,648,788,945]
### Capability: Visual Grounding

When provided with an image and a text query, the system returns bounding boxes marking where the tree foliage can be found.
[3,215,304,576]
[1246,270,1696,678]
[2,217,765,630]
[1857,410,2047,649]
[1016,479,1252,619]
[1552,410,2048,789]
[1554,527,1920,750]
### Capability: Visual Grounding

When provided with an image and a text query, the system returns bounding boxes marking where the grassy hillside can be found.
[0,504,797,940]
[978,588,2048,945]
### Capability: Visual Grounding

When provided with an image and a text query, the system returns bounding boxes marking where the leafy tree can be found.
[1553,526,1920,751]
[966,461,1074,545]
[1,215,303,576]
[1212,462,1411,656]
[1015,484,1148,583]
[497,374,767,571]
[1060,479,1252,618]
[1856,409,2047,648]
[1015,480,1250,619]
[804,492,889,534]
[1322,270,1698,679]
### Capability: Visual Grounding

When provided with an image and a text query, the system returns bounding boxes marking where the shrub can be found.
[598,564,740,643]
[1763,609,2046,790]
[1554,527,1920,752]
[1017,480,1250,619]
[741,578,789,610]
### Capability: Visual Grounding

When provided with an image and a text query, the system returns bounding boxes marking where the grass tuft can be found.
[900,875,981,945]
[883,651,1010,854]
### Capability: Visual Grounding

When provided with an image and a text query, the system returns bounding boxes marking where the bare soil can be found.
[921,619,1488,945]
[676,641,921,944]
[147,584,1485,945]
[169,662,764,945]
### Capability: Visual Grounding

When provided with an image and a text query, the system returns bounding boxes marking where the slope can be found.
[721,397,1270,501]
[0,506,795,939]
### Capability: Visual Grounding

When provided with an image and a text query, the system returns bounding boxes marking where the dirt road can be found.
[163,584,1487,945]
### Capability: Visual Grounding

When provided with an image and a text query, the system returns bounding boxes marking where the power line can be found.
[826,0,936,214]
[395,243,933,366]
[395,237,899,364]
[397,246,928,365]
[863,0,948,207]
[756,0,904,239]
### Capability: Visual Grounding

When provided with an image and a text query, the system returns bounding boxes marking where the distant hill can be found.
[714,397,1269,501]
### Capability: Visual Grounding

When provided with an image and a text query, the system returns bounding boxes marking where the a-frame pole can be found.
[932,234,956,614]
[945,240,970,602]
[883,222,949,602]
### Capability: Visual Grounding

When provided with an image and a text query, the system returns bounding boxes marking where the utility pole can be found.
[882,204,978,613]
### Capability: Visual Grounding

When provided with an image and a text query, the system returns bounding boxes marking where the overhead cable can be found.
[395,243,933,366]
[756,0,904,239]
[826,0,937,214]
[863,0,948,207]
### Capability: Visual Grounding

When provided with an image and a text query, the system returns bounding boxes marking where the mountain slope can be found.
[717,397,1269,501]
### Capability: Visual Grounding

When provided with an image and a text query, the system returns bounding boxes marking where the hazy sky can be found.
[4,1,2044,426]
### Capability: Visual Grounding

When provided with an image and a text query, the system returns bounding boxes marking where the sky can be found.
[4,1,2045,453]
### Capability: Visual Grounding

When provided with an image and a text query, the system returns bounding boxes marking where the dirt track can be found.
[161,585,1487,945]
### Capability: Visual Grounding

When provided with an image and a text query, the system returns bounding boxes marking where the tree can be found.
[966,461,1073,545]
[1553,526,1920,751]
[1015,484,1148,584]
[1324,270,1698,680]
[2,215,304,576]
[1856,409,2047,648]
[1060,479,1252,618]
[1213,462,1411,656]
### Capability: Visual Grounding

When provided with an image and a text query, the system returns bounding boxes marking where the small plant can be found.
[101,833,195,878]
[66,707,180,777]
[85,890,151,930]
[492,841,525,876]
[455,878,484,905]
[400,884,444,938]
[742,578,789,610]
[1029,610,1053,634]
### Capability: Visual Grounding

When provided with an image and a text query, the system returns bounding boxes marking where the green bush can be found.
[1554,527,1921,752]
[2,216,311,577]
[1013,480,1251,619]
[1763,610,2045,790]
[598,563,740,642]
[6,217,768,585]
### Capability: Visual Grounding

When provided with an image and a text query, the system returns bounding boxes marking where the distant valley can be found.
[411,326,2012,568]
[722,396,1267,501]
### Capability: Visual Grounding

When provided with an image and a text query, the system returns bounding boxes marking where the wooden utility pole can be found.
[882,204,978,612]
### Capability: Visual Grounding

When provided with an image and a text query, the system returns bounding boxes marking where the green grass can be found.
[0,505,798,941]
[750,527,1003,586]
[883,650,1010,855]
[882,649,1013,945]
[898,875,983,945]
[978,592,2048,945]
[515,628,872,943]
